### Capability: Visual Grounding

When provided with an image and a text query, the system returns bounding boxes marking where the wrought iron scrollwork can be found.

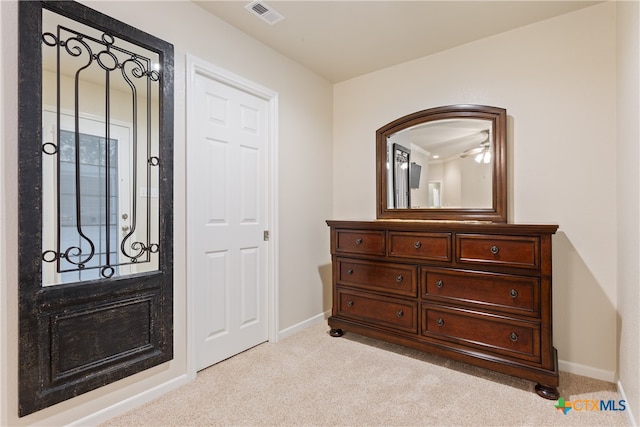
[41,24,161,281]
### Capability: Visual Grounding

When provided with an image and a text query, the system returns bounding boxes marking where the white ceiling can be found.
[194,1,601,83]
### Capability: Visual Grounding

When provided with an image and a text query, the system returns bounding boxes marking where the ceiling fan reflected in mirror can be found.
[460,131,492,164]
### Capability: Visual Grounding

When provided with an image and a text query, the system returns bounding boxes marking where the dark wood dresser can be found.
[327,220,559,399]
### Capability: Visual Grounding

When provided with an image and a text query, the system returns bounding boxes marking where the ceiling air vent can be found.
[245,1,284,25]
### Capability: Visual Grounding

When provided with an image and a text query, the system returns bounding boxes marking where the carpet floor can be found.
[101,322,629,426]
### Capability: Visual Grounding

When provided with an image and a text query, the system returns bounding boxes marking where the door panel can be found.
[206,138,228,223]
[205,250,228,338]
[240,247,259,325]
[190,70,269,371]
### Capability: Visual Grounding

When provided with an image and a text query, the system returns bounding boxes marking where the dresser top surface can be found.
[326,220,559,235]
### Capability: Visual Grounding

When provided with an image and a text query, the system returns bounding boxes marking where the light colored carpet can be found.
[102,322,629,426]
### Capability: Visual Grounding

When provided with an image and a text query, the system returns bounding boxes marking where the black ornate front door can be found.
[18,1,174,416]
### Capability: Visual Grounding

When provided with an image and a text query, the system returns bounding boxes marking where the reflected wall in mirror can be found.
[377,105,507,222]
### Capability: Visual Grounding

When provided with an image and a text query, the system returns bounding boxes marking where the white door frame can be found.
[186,55,279,379]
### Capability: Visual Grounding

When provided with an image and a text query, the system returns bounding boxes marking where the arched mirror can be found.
[376,105,507,222]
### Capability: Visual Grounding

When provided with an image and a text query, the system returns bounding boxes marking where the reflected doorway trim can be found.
[185,55,279,379]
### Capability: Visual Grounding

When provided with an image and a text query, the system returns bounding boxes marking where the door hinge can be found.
[263,230,270,241]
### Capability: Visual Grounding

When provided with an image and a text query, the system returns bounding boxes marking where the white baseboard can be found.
[75,311,333,426]
[277,310,330,340]
[558,359,616,383]
[617,380,638,427]
[65,322,634,426]
[280,318,623,383]
[69,374,191,427]
[279,321,620,385]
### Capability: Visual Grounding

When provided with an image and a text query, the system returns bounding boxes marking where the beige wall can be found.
[0,1,333,425]
[0,2,16,425]
[334,1,618,381]
[616,0,640,420]
[2,0,638,425]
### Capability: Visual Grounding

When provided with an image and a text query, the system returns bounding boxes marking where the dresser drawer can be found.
[456,234,540,269]
[422,305,540,362]
[337,258,417,297]
[335,229,385,256]
[388,232,451,262]
[337,290,418,334]
[422,268,539,316]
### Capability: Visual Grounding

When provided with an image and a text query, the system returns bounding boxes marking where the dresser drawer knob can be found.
[355,238,363,245]
[414,241,422,249]
[347,300,354,307]
[396,275,404,283]
[396,310,404,318]
[346,269,354,275]
[510,332,518,342]
[509,289,518,298]
[436,280,444,289]
[436,318,444,327]
[490,245,500,254]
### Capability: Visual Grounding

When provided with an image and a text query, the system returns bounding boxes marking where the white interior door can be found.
[189,66,270,371]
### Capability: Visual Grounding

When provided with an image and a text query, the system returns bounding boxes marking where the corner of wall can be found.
[1,1,19,425]
[615,0,640,423]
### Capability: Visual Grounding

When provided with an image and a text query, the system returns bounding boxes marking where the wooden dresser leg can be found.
[535,383,560,400]
[329,328,345,337]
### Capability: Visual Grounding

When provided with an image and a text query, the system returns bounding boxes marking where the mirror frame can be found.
[376,104,507,222]
[18,0,174,415]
